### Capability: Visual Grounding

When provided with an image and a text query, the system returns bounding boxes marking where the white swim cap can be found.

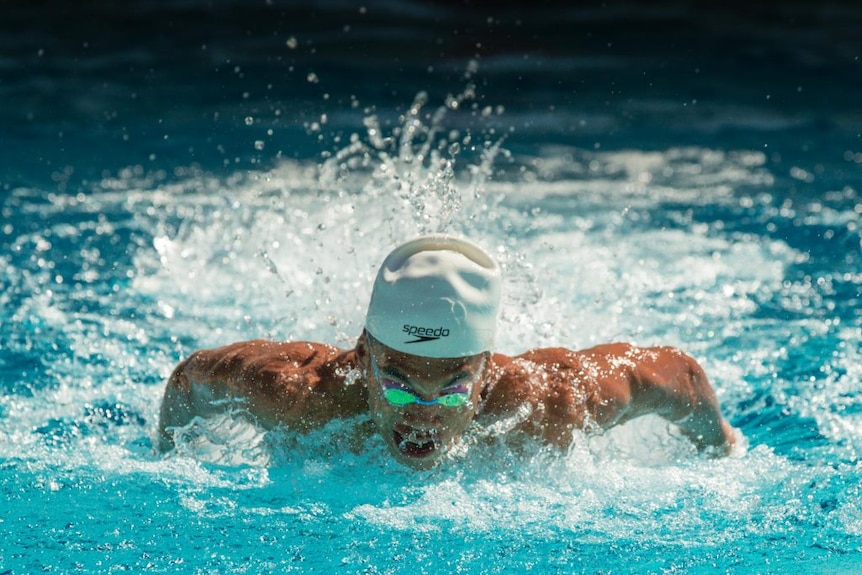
[365,235,501,358]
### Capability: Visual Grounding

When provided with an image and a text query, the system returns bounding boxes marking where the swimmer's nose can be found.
[399,405,443,428]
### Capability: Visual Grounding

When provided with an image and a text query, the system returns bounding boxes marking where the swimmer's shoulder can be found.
[180,340,364,402]
[481,349,575,413]
[485,347,586,379]
[180,339,366,425]
[480,346,616,414]
[182,339,348,377]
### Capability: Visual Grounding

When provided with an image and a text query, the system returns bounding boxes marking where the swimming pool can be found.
[2,2,861,573]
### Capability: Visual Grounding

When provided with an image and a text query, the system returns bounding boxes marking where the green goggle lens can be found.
[382,388,470,408]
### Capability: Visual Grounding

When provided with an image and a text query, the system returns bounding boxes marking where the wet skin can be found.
[157,331,736,467]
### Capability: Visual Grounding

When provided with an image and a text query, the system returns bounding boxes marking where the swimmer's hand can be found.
[676,413,736,457]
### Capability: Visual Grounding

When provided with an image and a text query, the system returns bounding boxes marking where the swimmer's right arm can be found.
[156,340,365,452]
[156,353,235,452]
[156,341,300,452]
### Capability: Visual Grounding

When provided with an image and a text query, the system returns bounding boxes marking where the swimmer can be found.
[157,235,736,468]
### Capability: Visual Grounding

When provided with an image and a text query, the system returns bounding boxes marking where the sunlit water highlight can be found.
[2,41,862,575]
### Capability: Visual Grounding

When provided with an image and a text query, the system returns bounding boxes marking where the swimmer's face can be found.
[363,335,486,469]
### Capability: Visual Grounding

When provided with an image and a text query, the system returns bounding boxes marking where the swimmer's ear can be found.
[355,329,369,367]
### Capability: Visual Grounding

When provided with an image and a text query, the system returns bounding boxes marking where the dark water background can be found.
[3,0,860,186]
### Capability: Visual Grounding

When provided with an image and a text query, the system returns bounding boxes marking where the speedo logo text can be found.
[402,324,450,344]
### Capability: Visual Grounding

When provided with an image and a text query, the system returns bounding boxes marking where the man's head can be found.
[362,235,502,468]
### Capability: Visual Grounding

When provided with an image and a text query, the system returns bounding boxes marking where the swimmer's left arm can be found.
[620,345,735,454]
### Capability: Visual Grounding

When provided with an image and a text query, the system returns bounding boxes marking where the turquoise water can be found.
[2,2,862,573]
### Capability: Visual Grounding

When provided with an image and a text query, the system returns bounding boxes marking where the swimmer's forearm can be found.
[157,368,197,452]
[156,361,229,452]
[674,402,735,454]
[678,361,734,453]
[668,367,735,454]
[631,349,735,454]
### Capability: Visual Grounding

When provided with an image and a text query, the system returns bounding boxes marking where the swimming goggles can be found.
[369,351,485,408]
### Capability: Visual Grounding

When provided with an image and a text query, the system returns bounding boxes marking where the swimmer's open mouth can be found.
[393,426,441,459]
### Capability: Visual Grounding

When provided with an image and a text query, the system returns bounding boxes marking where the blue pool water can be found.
[2,1,861,573]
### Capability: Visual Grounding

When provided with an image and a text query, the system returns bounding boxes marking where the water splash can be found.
[317,77,506,238]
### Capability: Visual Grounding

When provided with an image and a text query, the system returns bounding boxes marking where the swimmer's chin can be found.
[391,450,442,470]
[387,429,446,469]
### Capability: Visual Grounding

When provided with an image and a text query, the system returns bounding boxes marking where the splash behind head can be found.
[365,235,502,359]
